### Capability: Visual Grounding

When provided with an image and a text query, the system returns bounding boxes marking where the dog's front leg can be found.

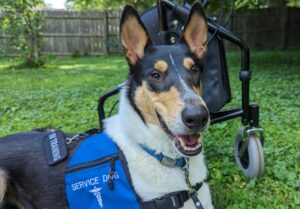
[182,182,213,209]
[195,182,213,209]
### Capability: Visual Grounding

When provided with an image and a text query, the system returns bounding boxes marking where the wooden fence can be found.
[0,8,299,56]
[227,7,300,50]
[0,9,123,56]
[41,9,122,56]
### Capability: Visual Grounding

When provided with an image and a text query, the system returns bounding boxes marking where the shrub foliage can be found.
[0,0,45,67]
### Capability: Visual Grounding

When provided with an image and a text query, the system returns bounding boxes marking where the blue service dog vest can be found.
[65,132,142,209]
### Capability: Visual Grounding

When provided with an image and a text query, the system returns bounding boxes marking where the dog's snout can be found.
[182,106,209,129]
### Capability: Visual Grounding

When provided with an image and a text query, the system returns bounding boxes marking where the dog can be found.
[0,2,213,209]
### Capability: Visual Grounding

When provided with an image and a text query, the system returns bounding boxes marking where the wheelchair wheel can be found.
[234,128,264,177]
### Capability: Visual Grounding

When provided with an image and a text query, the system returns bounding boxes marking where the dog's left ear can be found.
[120,5,151,66]
[182,2,208,59]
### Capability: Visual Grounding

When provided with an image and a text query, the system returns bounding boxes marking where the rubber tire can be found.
[234,129,265,177]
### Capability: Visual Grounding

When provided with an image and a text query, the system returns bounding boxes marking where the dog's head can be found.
[120,2,209,157]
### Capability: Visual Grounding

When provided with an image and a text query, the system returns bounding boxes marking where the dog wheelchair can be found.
[97,0,265,178]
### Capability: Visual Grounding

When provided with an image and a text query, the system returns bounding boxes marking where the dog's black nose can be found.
[182,106,209,129]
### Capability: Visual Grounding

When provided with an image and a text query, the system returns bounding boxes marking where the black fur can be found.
[0,131,80,208]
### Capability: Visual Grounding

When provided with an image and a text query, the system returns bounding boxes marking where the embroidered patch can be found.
[89,186,104,208]
[65,132,141,209]
[43,130,68,165]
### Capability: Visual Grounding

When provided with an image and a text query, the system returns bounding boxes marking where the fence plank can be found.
[41,9,109,56]
[0,8,299,56]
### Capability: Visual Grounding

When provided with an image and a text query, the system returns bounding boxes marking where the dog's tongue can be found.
[180,134,199,146]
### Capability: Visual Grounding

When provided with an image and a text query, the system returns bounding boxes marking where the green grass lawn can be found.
[0,51,299,208]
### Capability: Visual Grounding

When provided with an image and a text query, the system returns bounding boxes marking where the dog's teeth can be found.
[180,140,203,152]
[181,142,202,152]
[179,138,184,146]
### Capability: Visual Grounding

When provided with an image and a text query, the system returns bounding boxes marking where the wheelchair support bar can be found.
[210,109,244,125]
[249,105,259,127]
[98,85,122,130]
[208,21,252,126]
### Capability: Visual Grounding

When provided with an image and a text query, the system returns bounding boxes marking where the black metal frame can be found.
[97,0,260,130]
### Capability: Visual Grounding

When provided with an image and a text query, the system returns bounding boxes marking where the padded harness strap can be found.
[142,190,190,209]
[142,182,204,209]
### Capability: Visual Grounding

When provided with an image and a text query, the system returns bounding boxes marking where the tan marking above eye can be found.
[183,57,195,70]
[154,60,168,73]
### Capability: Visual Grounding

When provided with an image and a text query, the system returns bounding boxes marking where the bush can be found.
[0,0,45,68]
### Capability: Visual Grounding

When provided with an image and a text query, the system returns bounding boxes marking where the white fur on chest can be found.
[104,89,213,209]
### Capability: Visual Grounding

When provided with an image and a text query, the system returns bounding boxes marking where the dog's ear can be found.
[182,2,208,59]
[120,5,151,66]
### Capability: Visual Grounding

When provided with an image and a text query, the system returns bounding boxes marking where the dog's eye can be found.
[150,72,161,81]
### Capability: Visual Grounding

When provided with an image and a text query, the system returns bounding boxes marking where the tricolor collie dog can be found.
[0,3,213,209]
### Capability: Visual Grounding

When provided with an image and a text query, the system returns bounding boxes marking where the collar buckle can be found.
[161,156,177,167]
[140,144,186,168]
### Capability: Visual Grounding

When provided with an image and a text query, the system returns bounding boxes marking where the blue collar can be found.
[140,145,186,168]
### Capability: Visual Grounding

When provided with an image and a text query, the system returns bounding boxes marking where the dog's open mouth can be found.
[157,113,202,157]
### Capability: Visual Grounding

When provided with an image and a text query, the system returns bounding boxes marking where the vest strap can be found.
[191,191,204,209]
[142,190,189,209]
[142,182,204,209]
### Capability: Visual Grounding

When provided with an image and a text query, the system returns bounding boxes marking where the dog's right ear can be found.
[120,5,151,66]
[182,2,208,59]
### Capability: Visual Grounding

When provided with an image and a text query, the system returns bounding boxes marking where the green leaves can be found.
[66,0,155,10]
[0,0,45,67]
